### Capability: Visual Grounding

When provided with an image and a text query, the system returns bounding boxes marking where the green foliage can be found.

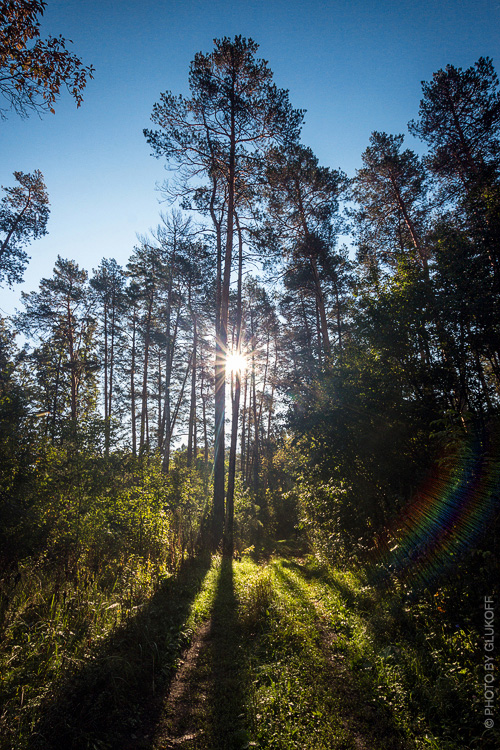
[233,477,263,550]
[0,170,49,286]
[239,565,274,632]
[244,557,496,749]
[0,449,214,749]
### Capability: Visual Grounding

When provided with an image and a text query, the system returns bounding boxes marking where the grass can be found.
[0,551,496,749]
[0,553,214,750]
[251,556,497,750]
[244,558,407,750]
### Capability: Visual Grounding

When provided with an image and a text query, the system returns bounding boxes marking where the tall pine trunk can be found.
[213,80,236,550]
[224,213,244,555]
[130,310,137,457]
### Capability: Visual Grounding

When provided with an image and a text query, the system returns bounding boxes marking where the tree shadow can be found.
[281,559,480,746]
[31,553,212,750]
[281,557,378,613]
[146,558,249,750]
[206,558,248,749]
[274,563,411,750]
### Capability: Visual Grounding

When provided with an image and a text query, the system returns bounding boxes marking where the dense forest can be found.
[0,7,499,750]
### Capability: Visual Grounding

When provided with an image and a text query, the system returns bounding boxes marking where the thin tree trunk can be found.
[315,296,322,367]
[103,298,109,455]
[187,319,197,468]
[295,176,331,360]
[161,297,182,471]
[202,374,209,464]
[158,237,177,456]
[108,294,116,456]
[299,292,313,359]
[334,282,343,363]
[66,298,78,425]
[157,349,162,444]
[225,212,244,555]
[131,310,137,457]
[213,78,236,549]
[256,329,270,435]
[51,349,63,442]
[241,369,248,479]
[165,350,194,472]
[267,331,279,440]
[140,294,154,452]
[248,391,255,486]
[251,346,259,497]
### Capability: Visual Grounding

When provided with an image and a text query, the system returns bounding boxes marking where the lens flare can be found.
[226,351,246,373]
[371,429,500,591]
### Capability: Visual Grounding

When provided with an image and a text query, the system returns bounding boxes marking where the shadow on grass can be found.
[30,553,212,750]
[149,558,249,749]
[277,558,496,750]
[274,562,410,750]
[205,558,248,750]
[280,557,375,613]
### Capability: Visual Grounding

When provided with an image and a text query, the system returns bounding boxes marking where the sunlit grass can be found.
[0,554,217,750]
[0,552,491,750]
[264,557,486,750]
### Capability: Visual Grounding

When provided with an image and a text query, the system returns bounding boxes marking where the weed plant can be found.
[1,543,496,749]
[0,454,212,750]
[231,555,495,750]
[266,557,497,750]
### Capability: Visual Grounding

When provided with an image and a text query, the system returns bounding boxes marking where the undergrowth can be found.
[251,556,497,750]
[0,552,216,750]
[1,551,496,749]
[233,555,496,750]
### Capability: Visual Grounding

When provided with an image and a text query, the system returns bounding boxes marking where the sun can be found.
[225,351,247,374]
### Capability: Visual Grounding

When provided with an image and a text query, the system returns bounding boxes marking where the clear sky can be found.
[1,0,499,316]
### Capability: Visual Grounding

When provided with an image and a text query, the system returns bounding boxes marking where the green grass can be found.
[246,556,496,750]
[242,558,407,750]
[1,552,495,749]
[0,553,214,750]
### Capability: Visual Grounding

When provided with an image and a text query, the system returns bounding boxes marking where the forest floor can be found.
[5,551,495,750]
[145,554,410,750]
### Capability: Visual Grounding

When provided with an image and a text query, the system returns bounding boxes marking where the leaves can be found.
[0,170,49,286]
[0,0,94,119]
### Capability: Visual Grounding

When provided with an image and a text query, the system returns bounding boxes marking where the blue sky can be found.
[1,0,499,316]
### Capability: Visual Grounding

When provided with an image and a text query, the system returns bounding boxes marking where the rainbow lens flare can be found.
[372,430,500,590]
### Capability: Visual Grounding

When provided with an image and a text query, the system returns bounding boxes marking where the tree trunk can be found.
[251,346,259,497]
[295,175,331,361]
[224,212,244,556]
[213,77,236,550]
[103,298,109,455]
[202,372,209,465]
[240,369,248,479]
[187,317,197,468]
[140,294,154,452]
[131,310,137,457]
[108,293,117,456]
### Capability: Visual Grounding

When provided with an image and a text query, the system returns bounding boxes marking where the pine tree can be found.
[16,257,97,441]
[0,170,49,286]
[145,36,302,550]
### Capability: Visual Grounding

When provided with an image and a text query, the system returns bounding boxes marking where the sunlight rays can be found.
[225,351,247,374]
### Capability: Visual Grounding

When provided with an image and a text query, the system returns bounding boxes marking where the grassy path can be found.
[4,553,495,749]
[145,554,482,750]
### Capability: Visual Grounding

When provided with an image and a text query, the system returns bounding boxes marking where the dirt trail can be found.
[151,621,212,749]
[148,560,410,750]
